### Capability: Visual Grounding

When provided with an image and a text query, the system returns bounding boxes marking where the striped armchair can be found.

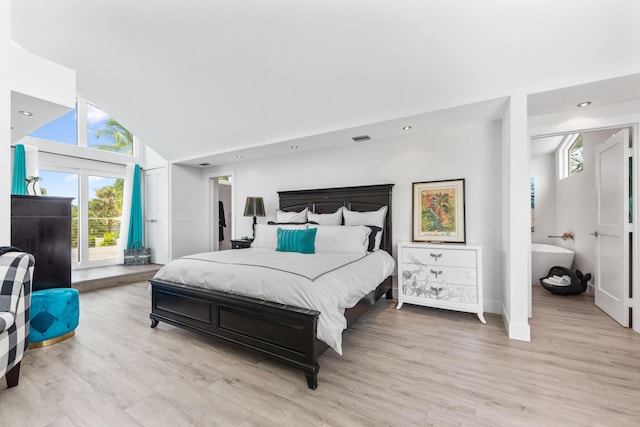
[0,248,34,388]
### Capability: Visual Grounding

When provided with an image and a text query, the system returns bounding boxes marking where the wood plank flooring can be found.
[1,283,639,426]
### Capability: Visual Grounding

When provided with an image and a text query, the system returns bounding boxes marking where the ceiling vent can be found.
[352,135,371,142]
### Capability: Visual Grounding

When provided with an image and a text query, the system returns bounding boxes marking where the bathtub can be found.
[531,243,575,285]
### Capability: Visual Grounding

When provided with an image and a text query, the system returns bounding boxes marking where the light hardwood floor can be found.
[1,283,639,426]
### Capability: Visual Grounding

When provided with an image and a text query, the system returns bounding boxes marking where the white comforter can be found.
[153,248,396,354]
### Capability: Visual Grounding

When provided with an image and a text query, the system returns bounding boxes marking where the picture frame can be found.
[412,178,466,243]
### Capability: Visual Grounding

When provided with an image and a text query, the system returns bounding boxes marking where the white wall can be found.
[501,94,531,341]
[11,44,76,108]
[193,119,504,313]
[530,154,556,244]
[1,1,10,245]
[170,164,209,259]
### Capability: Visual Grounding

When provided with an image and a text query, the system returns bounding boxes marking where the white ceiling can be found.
[10,1,640,166]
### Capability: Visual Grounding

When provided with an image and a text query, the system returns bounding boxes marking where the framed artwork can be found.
[412,179,466,243]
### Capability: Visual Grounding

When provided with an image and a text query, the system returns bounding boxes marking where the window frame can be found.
[558,133,583,179]
[21,95,141,269]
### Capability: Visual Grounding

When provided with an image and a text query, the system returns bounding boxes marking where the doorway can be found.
[208,173,234,251]
[530,126,636,328]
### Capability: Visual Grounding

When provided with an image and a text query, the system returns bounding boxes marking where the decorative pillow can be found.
[309,225,371,254]
[343,206,388,250]
[307,207,343,225]
[364,225,383,252]
[252,223,307,249]
[276,207,308,223]
[276,227,317,254]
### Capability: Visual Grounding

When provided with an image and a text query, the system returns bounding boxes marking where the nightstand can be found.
[231,239,252,249]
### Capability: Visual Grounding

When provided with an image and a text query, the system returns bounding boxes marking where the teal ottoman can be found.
[29,288,79,348]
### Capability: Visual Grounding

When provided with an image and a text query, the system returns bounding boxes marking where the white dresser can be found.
[396,242,485,323]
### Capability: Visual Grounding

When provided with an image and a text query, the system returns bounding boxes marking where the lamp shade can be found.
[244,197,265,217]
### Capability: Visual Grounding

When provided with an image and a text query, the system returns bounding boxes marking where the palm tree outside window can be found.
[568,133,584,176]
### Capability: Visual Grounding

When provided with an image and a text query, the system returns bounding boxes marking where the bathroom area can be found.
[530,127,629,295]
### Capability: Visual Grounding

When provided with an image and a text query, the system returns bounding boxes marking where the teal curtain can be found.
[11,144,27,195]
[126,164,143,249]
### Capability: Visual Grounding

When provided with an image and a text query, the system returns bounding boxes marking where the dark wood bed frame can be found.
[149,184,394,389]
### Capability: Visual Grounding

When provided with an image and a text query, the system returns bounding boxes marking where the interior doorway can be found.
[208,173,234,251]
[529,125,637,329]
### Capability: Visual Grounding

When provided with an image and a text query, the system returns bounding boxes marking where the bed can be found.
[148,184,394,389]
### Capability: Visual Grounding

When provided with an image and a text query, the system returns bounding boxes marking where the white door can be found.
[594,129,630,326]
[144,167,169,264]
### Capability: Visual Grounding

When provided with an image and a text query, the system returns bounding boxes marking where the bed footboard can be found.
[149,278,322,389]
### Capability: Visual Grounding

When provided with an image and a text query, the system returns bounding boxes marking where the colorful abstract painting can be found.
[413,179,465,243]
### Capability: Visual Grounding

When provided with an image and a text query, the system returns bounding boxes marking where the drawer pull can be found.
[429,252,442,262]
[430,269,443,278]
[430,284,444,298]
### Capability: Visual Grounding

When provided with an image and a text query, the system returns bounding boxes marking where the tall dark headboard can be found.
[278,184,394,253]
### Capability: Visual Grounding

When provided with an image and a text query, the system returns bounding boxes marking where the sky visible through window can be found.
[39,171,114,204]
[29,107,77,145]
[29,103,112,147]
[28,101,124,201]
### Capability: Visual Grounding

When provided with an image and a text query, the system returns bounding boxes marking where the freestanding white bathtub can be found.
[531,243,575,285]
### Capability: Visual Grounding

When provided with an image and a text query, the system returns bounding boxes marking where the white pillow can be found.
[252,224,308,249]
[309,225,371,254]
[343,206,388,250]
[307,207,343,226]
[275,207,308,223]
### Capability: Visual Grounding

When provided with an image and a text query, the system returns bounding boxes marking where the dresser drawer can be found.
[402,263,476,286]
[401,278,478,303]
[402,247,476,268]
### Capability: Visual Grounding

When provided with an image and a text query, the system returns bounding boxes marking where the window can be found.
[24,95,135,268]
[28,97,134,156]
[568,134,584,176]
[28,104,78,145]
[38,170,79,262]
[87,104,134,155]
[559,133,583,179]
[88,176,123,261]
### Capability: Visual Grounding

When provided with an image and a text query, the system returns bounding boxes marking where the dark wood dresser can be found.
[11,195,74,291]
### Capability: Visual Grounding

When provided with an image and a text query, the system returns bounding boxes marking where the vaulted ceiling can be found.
[11,1,640,165]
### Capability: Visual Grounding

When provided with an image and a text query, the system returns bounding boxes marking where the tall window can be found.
[88,176,123,261]
[568,134,584,176]
[559,133,584,179]
[24,96,135,268]
[38,170,79,262]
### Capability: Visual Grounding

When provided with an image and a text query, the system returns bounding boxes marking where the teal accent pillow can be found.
[276,227,317,254]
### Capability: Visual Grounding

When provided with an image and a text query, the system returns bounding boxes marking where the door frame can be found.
[206,170,235,252]
[529,123,639,333]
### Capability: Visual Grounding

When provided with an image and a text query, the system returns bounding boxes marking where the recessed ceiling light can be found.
[402,126,412,130]
[198,163,211,167]
[577,101,591,107]
[19,110,33,116]
[291,145,298,149]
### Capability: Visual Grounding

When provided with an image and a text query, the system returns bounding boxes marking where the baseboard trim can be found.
[502,303,531,342]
